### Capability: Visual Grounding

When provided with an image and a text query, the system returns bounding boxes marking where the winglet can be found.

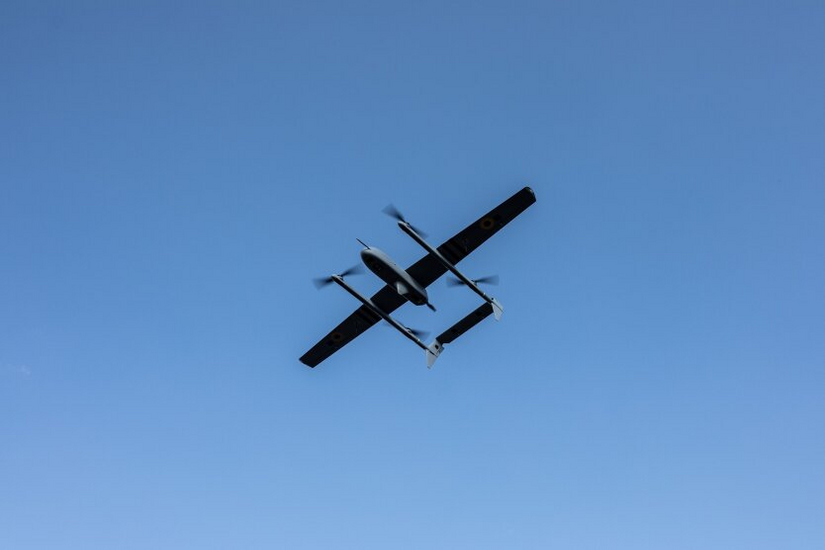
[491,298,504,321]
[426,340,443,369]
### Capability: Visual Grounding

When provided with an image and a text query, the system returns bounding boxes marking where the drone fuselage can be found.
[360,247,429,307]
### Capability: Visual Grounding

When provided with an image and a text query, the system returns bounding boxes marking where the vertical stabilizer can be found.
[426,340,443,368]
[491,298,504,321]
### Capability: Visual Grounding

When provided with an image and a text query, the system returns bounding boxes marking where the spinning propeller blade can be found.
[312,264,363,289]
[446,274,499,287]
[474,275,500,286]
[406,326,430,340]
[313,277,334,289]
[382,203,428,238]
[338,264,364,278]
[382,204,405,223]
[381,322,429,341]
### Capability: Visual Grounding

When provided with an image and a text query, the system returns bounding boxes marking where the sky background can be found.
[2,1,825,548]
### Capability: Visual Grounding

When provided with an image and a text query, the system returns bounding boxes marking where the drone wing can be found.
[406,186,536,288]
[298,286,406,368]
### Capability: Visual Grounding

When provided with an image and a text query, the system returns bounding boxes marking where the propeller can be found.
[406,326,430,340]
[446,274,499,287]
[312,264,364,289]
[382,321,429,341]
[382,204,428,238]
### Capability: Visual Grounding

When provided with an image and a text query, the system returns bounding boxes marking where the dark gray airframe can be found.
[300,187,536,368]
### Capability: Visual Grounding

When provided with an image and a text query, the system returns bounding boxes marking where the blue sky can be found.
[2,1,824,548]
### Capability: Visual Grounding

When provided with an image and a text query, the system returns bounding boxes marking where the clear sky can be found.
[2,1,824,548]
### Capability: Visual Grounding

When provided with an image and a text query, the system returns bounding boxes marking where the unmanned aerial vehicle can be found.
[300,187,536,368]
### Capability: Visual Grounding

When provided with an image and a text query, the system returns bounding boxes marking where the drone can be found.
[300,186,536,368]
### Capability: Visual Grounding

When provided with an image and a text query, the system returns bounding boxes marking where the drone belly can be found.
[361,248,396,283]
[396,270,428,305]
[361,248,427,305]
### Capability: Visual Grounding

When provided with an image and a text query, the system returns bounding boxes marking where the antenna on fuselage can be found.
[356,238,370,249]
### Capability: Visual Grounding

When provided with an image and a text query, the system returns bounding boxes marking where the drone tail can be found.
[491,298,504,321]
[426,339,443,369]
